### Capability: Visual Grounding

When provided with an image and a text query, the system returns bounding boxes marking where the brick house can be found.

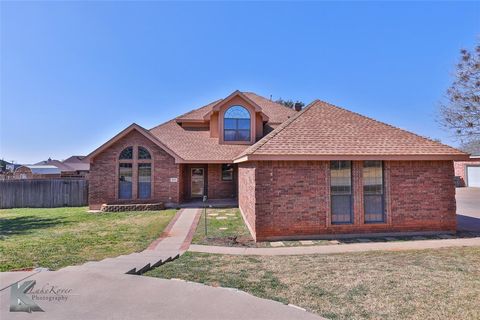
[14,165,61,179]
[454,156,480,187]
[87,91,469,241]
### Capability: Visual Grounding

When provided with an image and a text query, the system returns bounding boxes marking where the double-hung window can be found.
[330,161,353,224]
[363,161,385,223]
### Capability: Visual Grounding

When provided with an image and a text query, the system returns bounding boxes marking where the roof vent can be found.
[294,102,303,111]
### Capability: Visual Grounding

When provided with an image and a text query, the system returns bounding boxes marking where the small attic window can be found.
[224,105,251,141]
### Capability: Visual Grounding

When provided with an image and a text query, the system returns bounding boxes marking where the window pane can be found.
[138,163,151,199]
[222,164,233,181]
[330,161,352,224]
[224,106,251,141]
[330,161,351,194]
[364,195,384,222]
[224,105,250,119]
[138,147,151,160]
[331,195,352,223]
[236,130,250,141]
[119,163,132,199]
[224,118,236,130]
[119,147,133,160]
[224,130,237,141]
[237,119,250,130]
[363,161,385,223]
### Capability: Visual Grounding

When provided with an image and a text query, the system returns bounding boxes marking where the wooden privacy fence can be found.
[0,179,88,208]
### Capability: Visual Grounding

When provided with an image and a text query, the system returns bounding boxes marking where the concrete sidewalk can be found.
[189,237,480,256]
[0,269,322,320]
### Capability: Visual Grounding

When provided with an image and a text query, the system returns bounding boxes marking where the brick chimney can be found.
[294,102,303,111]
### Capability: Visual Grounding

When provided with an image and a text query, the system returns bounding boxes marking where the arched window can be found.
[118,146,152,200]
[137,147,152,199]
[224,105,251,141]
[119,146,133,160]
[118,147,133,199]
[138,147,151,159]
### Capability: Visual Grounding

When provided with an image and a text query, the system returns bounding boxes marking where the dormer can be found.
[204,91,269,145]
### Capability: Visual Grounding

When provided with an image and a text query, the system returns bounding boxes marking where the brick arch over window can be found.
[117,145,153,200]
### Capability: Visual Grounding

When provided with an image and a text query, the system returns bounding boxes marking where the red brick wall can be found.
[89,130,181,209]
[238,160,457,241]
[254,161,329,239]
[454,160,480,186]
[207,164,236,199]
[238,162,256,237]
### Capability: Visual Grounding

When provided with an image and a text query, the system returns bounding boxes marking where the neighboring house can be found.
[454,155,480,187]
[62,156,90,178]
[86,90,469,241]
[14,165,61,179]
[35,156,90,178]
[0,160,21,180]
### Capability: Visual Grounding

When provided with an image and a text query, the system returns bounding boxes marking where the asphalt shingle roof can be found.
[150,120,248,162]
[150,92,297,162]
[238,100,467,158]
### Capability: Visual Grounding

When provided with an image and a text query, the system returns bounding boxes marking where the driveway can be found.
[456,187,480,232]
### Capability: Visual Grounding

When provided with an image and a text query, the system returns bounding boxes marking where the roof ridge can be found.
[312,99,466,154]
[236,99,318,158]
[241,91,299,112]
[149,99,221,132]
[174,99,223,120]
[149,118,177,132]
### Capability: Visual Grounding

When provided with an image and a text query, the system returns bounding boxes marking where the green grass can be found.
[146,247,480,320]
[191,208,255,246]
[0,207,176,271]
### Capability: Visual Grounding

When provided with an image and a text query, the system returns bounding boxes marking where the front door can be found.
[191,168,205,197]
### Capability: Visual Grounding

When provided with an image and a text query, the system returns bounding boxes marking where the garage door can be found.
[467,166,480,187]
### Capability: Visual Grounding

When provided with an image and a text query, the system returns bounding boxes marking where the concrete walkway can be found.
[0,269,322,320]
[61,208,201,275]
[1,208,322,319]
[189,237,480,256]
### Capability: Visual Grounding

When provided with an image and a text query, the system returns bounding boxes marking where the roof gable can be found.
[235,100,469,161]
[203,90,269,122]
[174,91,296,125]
[86,123,181,162]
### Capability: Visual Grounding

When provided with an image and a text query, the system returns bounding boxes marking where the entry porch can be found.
[179,163,238,203]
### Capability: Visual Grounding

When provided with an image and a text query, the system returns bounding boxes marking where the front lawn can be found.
[191,208,255,246]
[0,207,176,271]
[146,247,480,320]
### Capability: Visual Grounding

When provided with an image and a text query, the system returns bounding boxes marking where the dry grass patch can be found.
[146,247,480,320]
[192,208,256,246]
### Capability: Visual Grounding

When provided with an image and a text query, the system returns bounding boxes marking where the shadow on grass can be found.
[0,215,67,238]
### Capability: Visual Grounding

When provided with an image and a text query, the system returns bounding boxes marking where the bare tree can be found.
[460,139,480,154]
[439,44,480,142]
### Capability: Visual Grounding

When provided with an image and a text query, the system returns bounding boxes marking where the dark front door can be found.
[190,168,205,198]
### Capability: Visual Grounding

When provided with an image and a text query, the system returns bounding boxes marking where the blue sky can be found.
[1,1,479,164]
